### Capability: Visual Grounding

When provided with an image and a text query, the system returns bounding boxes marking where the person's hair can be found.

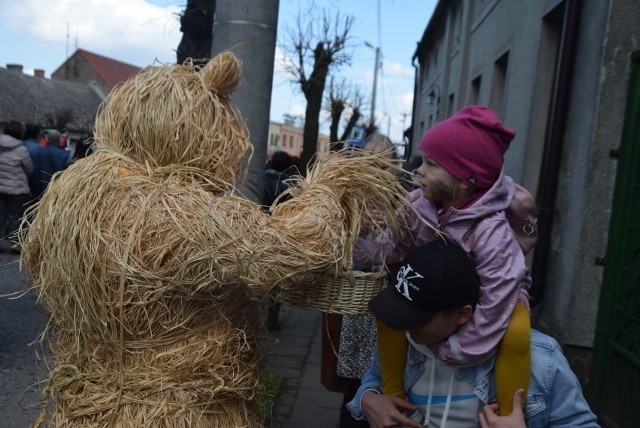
[24,123,41,140]
[267,145,278,161]
[3,121,24,139]
[363,133,396,159]
[271,151,293,173]
[46,129,61,145]
[450,174,475,201]
[74,133,94,159]
[419,156,476,202]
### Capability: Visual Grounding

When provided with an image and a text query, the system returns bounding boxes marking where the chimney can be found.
[34,69,45,78]
[6,64,23,73]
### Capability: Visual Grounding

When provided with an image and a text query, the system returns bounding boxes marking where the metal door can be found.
[589,52,640,428]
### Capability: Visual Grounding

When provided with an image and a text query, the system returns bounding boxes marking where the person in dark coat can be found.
[71,132,94,163]
[23,123,43,197]
[262,150,294,208]
[30,129,70,200]
[262,150,294,331]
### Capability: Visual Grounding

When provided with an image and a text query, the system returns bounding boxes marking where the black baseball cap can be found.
[368,240,480,331]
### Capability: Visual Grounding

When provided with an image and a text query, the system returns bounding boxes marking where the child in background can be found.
[355,105,531,415]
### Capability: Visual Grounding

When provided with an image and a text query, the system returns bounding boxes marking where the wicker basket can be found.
[278,268,387,315]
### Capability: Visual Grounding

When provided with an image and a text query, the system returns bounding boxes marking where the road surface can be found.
[0,252,47,427]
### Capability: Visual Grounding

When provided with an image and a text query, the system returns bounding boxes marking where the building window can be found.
[491,51,509,117]
[454,7,463,45]
[471,75,481,104]
[421,63,429,93]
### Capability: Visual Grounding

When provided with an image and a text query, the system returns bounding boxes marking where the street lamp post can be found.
[365,41,381,128]
[384,113,391,138]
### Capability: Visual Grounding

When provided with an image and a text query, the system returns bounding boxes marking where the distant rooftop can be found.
[54,48,142,89]
[0,65,103,132]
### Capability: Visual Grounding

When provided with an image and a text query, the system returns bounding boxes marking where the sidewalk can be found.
[263,305,344,427]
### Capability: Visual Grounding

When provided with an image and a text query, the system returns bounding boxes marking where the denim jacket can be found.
[347,330,599,427]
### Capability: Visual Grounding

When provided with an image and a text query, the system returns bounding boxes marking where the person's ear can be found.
[456,305,474,325]
[455,180,475,198]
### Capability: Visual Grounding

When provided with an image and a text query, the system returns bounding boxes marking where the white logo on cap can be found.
[395,264,424,301]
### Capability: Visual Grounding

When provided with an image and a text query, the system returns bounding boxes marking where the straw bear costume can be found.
[20,52,406,427]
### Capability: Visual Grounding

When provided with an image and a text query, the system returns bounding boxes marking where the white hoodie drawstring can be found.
[423,362,455,427]
[440,371,455,427]
[423,361,436,426]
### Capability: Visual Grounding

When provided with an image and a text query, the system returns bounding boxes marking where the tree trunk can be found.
[329,101,344,145]
[177,0,216,64]
[300,43,331,170]
[302,96,322,170]
[340,110,361,142]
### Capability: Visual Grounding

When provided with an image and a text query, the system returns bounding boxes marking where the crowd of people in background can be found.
[0,121,93,253]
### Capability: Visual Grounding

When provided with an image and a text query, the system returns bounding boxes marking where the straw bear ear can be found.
[201,51,243,96]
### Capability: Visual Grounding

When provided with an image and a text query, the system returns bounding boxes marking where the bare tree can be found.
[281,8,354,171]
[177,0,216,64]
[325,78,364,150]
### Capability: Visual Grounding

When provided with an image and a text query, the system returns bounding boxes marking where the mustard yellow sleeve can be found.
[376,319,407,397]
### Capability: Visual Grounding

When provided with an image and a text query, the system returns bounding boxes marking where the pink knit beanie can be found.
[419,105,515,189]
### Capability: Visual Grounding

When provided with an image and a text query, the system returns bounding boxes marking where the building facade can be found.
[410,1,639,426]
[268,121,330,159]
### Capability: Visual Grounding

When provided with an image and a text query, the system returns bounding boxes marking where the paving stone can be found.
[267,306,343,426]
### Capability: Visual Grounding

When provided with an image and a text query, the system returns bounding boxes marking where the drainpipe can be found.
[407,51,421,163]
[530,0,582,305]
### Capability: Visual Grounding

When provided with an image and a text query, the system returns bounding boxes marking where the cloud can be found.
[400,91,415,113]
[1,0,182,65]
[273,46,293,79]
[383,60,415,78]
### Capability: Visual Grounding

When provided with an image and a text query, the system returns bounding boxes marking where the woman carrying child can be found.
[355,105,531,415]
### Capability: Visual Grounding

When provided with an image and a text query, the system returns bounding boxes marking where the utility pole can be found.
[365,42,381,128]
[210,0,279,202]
[386,114,391,138]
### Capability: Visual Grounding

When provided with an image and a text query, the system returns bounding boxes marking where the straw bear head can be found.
[94,51,251,185]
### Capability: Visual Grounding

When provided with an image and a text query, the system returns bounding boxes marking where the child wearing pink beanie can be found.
[420,104,514,189]
[357,105,531,416]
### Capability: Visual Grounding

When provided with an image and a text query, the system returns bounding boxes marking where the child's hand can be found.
[361,391,422,428]
[359,210,389,236]
[478,389,526,428]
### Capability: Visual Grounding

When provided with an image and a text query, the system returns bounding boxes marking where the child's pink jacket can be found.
[354,173,531,365]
